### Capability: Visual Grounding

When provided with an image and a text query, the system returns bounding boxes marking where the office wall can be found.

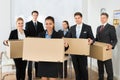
[0,0,11,52]
[11,0,83,30]
[88,0,120,79]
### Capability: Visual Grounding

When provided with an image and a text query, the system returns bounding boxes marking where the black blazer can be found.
[66,23,94,40]
[96,23,117,49]
[25,20,44,37]
[38,30,68,51]
[58,29,69,38]
[38,30,61,38]
[9,29,28,40]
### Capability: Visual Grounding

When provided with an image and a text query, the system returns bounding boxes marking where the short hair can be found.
[32,10,39,15]
[63,20,69,29]
[16,17,24,22]
[45,16,55,23]
[101,13,109,18]
[74,12,82,17]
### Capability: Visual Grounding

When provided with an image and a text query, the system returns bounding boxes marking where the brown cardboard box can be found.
[90,42,112,61]
[64,38,90,55]
[6,40,23,58]
[23,38,65,62]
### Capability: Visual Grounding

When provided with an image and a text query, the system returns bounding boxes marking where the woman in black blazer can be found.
[3,17,27,80]
[58,20,70,78]
[58,20,69,38]
[38,16,68,80]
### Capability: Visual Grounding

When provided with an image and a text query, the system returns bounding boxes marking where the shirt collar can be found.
[32,20,37,23]
[17,29,24,35]
[77,23,83,27]
[63,29,68,32]
[102,22,107,26]
[45,30,53,36]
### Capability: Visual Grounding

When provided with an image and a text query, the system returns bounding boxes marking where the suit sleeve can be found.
[25,23,30,36]
[95,27,99,41]
[40,23,44,32]
[58,30,64,38]
[87,26,94,40]
[66,27,72,38]
[109,26,118,49]
[25,23,28,31]
[8,31,13,40]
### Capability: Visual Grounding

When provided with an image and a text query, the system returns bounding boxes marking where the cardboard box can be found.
[64,38,90,55]
[90,42,112,61]
[23,38,65,62]
[6,40,23,58]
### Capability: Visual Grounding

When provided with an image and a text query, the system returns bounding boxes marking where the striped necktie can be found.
[100,25,104,32]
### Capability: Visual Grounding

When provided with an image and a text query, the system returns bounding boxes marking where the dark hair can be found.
[74,12,82,17]
[63,20,69,29]
[45,16,55,29]
[101,13,109,18]
[45,16,55,23]
[32,10,39,15]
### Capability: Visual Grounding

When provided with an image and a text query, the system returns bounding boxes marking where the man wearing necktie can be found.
[67,12,94,80]
[25,11,44,80]
[96,13,117,80]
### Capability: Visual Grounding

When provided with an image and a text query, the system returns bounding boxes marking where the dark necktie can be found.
[34,22,37,31]
[100,25,104,32]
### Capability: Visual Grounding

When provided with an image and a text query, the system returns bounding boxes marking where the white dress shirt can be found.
[101,22,107,27]
[17,30,26,40]
[76,23,83,38]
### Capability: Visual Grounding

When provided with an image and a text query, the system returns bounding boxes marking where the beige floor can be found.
[0,68,106,80]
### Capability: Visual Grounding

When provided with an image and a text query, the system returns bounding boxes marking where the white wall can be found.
[88,0,120,79]
[0,0,11,52]
[11,0,83,30]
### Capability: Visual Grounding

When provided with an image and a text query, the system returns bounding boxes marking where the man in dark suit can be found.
[25,10,44,80]
[67,12,94,80]
[96,13,117,80]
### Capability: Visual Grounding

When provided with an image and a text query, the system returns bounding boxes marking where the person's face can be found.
[62,22,68,29]
[32,13,38,21]
[101,15,108,24]
[16,20,24,29]
[45,19,54,31]
[74,15,82,24]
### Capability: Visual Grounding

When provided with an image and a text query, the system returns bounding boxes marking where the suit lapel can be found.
[73,25,77,38]
[103,23,109,32]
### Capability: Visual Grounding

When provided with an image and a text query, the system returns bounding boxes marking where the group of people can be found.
[3,10,117,80]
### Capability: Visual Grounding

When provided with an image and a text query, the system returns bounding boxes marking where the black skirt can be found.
[37,62,62,78]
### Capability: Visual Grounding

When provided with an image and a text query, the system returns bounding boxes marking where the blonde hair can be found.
[16,17,24,22]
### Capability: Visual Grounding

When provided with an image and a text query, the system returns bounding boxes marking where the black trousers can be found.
[58,60,67,78]
[14,58,27,80]
[27,61,38,80]
[71,55,88,80]
[97,59,113,80]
